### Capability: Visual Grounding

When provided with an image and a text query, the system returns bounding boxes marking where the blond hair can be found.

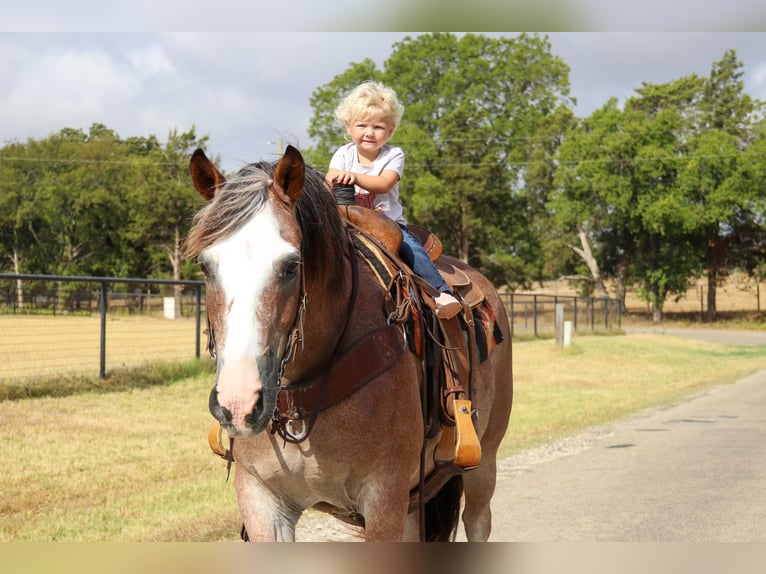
[334,81,404,130]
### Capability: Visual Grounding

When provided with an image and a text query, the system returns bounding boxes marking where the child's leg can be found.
[398,226,461,319]
[399,227,450,292]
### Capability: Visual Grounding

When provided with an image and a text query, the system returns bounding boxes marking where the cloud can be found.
[3,32,766,174]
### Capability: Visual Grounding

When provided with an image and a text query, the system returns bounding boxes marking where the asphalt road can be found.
[486,366,766,542]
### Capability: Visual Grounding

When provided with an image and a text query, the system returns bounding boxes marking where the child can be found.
[326,81,461,319]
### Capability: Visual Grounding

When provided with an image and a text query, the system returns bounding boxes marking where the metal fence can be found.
[501,292,621,337]
[0,273,205,382]
[0,274,622,384]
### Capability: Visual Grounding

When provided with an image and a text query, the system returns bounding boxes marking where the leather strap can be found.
[276,324,404,420]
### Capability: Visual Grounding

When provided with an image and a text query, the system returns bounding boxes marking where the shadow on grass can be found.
[0,359,217,402]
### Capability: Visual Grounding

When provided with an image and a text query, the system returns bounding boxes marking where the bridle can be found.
[203,231,359,445]
[271,235,359,443]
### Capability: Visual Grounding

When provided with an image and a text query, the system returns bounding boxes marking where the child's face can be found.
[346,113,394,156]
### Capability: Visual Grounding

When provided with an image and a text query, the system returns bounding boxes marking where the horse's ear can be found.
[189,148,226,201]
[272,145,305,207]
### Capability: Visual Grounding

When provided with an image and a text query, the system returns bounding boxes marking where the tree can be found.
[554,76,705,322]
[0,124,211,287]
[126,127,210,311]
[680,50,763,321]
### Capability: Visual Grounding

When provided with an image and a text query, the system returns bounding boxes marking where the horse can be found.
[185,145,513,541]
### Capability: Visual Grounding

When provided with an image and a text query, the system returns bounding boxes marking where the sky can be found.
[2,31,766,173]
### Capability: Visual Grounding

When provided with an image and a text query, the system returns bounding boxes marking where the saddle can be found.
[337,204,487,471]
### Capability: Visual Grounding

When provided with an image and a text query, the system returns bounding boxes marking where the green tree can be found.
[126,127,210,310]
[680,49,763,321]
[554,76,705,322]
[0,124,210,286]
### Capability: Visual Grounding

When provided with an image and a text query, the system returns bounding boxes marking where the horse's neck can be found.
[283,257,354,381]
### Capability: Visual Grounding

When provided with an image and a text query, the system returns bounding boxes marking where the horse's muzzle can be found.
[208,353,278,437]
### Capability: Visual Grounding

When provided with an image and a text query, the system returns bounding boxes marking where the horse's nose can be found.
[209,388,233,423]
[211,355,264,435]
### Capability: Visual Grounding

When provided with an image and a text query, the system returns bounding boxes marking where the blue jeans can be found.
[398,225,451,294]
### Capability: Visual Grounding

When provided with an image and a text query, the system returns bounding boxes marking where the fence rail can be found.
[0,273,205,382]
[500,292,621,337]
[1,274,622,384]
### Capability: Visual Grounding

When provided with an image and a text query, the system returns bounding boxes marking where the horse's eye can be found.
[279,258,302,280]
[197,258,213,278]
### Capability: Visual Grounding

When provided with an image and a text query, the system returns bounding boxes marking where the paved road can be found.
[486,368,766,541]
[624,326,766,346]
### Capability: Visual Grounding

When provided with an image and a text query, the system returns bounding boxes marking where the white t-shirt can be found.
[329,142,406,225]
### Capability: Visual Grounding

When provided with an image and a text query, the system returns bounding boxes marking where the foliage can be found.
[0,124,210,281]
[553,50,765,322]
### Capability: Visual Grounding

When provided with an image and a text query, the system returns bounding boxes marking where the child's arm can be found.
[326,168,399,195]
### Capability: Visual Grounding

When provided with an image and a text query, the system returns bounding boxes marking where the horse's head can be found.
[187,146,309,437]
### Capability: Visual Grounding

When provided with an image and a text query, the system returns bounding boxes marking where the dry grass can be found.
[0,315,200,382]
[0,374,240,542]
[536,273,765,315]
[1,332,764,541]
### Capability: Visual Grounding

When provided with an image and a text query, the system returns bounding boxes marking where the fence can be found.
[0,274,622,384]
[501,292,621,337]
[0,273,205,382]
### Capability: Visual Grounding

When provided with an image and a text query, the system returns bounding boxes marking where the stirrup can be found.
[434,399,481,469]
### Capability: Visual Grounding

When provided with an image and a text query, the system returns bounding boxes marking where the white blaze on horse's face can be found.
[204,200,301,437]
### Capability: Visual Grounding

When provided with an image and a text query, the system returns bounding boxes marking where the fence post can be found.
[533,294,538,337]
[508,292,514,337]
[617,298,622,328]
[99,280,108,379]
[195,284,202,359]
[573,297,578,332]
[590,297,595,332]
[555,303,565,347]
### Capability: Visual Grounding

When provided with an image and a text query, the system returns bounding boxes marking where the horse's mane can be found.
[185,160,348,291]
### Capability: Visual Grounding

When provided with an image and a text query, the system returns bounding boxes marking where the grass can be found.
[1,332,764,541]
[0,358,215,401]
[0,314,201,383]
[0,373,240,542]
[500,334,766,458]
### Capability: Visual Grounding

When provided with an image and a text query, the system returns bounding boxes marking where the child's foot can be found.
[434,292,461,319]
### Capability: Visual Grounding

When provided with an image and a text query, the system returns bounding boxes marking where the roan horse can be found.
[185,145,513,541]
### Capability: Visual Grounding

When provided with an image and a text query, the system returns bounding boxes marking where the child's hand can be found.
[331,171,357,185]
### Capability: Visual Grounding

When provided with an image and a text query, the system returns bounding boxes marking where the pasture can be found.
[2,330,765,541]
[0,315,200,383]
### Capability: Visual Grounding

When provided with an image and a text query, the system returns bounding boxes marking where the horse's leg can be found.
[402,511,421,541]
[235,470,301,542]
[460,459,498,542]
[359,480,411,542]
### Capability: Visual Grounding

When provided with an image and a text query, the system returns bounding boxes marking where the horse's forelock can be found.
[270,161,349,291]
[185,165,270,257]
